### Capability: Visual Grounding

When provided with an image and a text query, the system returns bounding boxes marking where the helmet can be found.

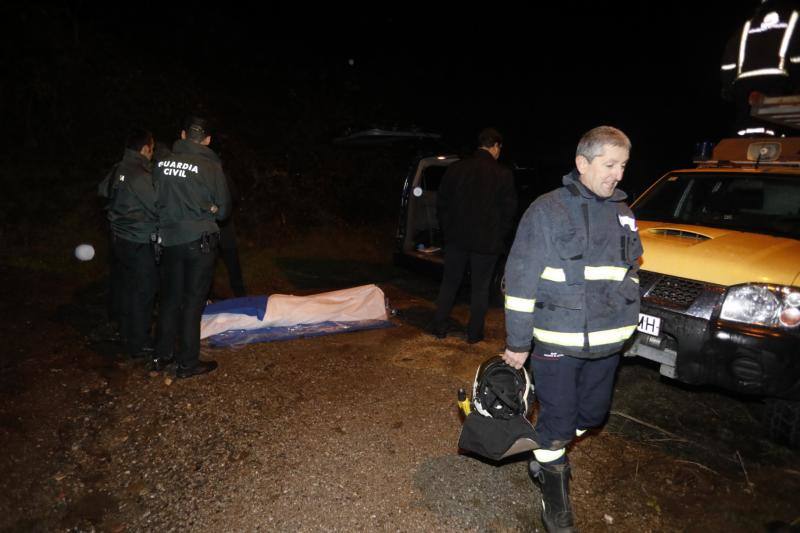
[472,356,533,419]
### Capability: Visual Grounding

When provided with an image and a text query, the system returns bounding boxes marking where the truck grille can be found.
[638,270,706,310]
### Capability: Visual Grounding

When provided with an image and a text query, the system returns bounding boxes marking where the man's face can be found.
[142,141,155,161]
[575,144,629,198]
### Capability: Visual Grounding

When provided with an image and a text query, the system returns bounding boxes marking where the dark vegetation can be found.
[1,3,758,260]
[1,5,454,255]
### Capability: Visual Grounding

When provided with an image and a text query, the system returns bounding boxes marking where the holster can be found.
[150,232,163,265]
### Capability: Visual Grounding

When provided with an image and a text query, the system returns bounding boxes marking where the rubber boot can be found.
[529,459,576,533]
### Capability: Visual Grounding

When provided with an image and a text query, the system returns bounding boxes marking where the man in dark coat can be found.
[431,127,517,344]
[213,173,246,298]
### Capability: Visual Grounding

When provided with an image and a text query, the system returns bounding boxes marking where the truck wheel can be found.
[490,260,506,306]
[763,398,800,449]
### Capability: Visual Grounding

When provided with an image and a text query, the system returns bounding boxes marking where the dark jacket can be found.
[154,139,231,246]
[436,149,517,254]
[98,149,157,243]
[218,173,240,249]
[721,0,800,100]
[504,170,642,359]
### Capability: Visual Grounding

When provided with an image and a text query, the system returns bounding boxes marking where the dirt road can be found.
[1,236,798,532]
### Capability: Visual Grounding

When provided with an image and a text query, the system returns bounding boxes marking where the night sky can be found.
[3,2,766,196]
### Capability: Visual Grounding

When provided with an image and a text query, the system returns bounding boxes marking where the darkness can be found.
[0,2,765,239]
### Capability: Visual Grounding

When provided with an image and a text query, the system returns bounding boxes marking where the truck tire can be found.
[490,259,506,306]
[764,398,800,449]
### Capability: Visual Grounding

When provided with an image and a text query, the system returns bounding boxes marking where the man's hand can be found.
[503,348,529,369]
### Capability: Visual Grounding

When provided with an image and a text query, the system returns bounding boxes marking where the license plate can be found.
[638,313,661,336]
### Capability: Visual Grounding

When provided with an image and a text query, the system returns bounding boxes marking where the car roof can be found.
[687,137,800,174]
[333,128,442,146]
[670,166,800,176]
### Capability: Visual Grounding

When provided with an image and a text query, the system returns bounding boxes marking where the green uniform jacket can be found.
[154,139,231,246]
[98,149,158,243]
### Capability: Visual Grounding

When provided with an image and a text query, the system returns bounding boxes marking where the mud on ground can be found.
[1,228,798,532]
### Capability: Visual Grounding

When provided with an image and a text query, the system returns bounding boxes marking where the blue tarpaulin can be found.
[204,296,268,320]
[206,319,394,347]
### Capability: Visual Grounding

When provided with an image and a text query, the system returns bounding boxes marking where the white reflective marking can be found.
[584,266,628,281]
[738,20,751,76]
[540,267,566,282]
[763,11,780,28]
[779,11,798,65]
[738,67,789,78]
[534,448,566,462]
[618,214,638,231]
[737,127,776,136]
[505,295,535,313]
[588,325,637,346]
[533,328,584,347]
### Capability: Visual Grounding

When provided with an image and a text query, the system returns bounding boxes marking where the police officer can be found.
[502,126,641,533]
[153,116,231,378]
[98,128,159,358]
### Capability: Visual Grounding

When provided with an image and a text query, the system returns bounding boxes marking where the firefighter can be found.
[721,0,800,132]
[502,126,641,533]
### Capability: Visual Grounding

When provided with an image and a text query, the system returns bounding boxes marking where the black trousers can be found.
[156,235,218,367]
[214,218,246,297]
[112,235,158,354]
[108,232,124,327]
[433,244,498,340]
[529,349,620,450]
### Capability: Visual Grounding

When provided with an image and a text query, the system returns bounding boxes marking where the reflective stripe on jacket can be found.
[504,170,642,359]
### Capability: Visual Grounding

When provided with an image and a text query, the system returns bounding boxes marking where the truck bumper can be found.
[628,303,800,401]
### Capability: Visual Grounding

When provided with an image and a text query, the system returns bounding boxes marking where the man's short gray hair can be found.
[576,126,631,162]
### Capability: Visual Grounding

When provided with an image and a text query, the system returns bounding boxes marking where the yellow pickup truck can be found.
[626,137,800,448]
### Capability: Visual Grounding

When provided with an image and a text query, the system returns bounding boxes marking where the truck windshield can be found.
[633,173,800,239]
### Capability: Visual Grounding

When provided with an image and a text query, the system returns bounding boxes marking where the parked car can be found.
[626,136,800,447]
[392,151,544,301]
[335,128,548,300]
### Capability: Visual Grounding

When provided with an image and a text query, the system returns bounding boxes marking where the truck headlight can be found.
[720,284,800,329]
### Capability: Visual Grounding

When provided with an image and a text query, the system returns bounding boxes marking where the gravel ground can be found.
[1,248,799,532]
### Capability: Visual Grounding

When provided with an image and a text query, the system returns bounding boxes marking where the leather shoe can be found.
[175,360,218,379]
[149,355,175,371]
